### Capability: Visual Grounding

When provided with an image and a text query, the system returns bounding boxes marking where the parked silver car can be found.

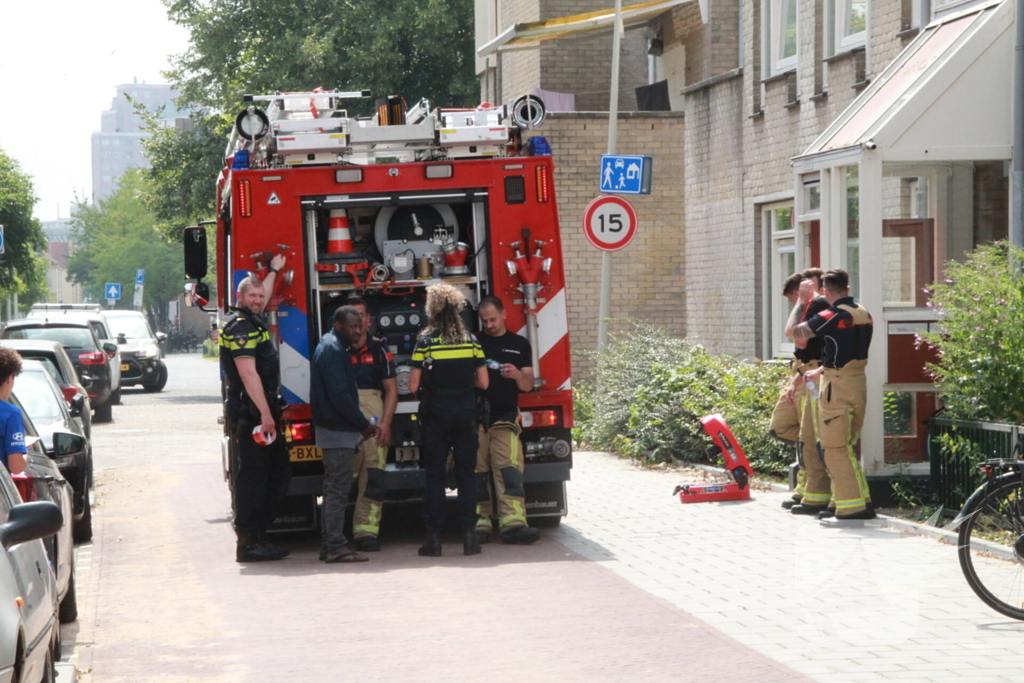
[104,310,168,392]
[0,471,63,683]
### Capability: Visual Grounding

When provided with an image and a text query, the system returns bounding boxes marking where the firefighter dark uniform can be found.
[410,333,486,534]
[475,330,535,542]
[806,297,874,518]
[348,337,395,542]
[219,308,291,554]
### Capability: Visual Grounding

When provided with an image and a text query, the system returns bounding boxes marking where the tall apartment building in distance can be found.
[91,81,184,202]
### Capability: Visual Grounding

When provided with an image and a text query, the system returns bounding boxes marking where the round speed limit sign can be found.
[583,195,638,252]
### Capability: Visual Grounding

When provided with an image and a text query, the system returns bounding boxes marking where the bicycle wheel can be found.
[958,474,1024,620]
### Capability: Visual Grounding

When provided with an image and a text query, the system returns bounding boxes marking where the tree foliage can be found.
[921,242,1024,423]
[68,170,183,325]
[0,147,47,294]
[162,0,479,114]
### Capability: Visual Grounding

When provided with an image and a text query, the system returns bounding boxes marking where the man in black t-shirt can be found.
[474,296,540,545]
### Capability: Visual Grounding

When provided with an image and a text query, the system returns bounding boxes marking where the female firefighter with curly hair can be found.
[408,283,489,557]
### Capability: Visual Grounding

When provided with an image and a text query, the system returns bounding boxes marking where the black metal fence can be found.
[928,417,1024,512]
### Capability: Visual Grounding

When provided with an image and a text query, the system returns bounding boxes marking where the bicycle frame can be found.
[947,460,1024,532]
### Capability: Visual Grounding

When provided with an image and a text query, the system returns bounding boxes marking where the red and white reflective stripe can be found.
[516,286,570,391]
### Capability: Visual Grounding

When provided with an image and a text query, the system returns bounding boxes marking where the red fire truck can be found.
[183,90,573,530]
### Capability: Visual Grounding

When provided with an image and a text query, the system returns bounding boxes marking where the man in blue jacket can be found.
[311,306,379,563]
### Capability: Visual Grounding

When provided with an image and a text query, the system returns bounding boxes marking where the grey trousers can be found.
[321,446,356,555]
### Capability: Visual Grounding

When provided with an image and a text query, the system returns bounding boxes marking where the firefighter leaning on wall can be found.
[788,268,875,523]
[343,296,398,553]
[474,295,541,546]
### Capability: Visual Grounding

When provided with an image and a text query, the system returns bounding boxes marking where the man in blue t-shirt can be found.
[0,347,27,474]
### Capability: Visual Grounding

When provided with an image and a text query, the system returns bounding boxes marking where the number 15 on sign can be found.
[583,195,638,252]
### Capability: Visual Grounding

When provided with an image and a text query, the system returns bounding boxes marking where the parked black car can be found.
[16,361,93,543]
[1,320,117,423]
[104,310,169,392]
[0,339,93,438]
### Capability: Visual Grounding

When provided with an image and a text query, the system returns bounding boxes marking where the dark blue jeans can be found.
[420,395,479,531]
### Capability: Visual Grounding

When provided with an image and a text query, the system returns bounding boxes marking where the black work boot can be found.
[257,532,290,559]
[354,536,381,552]
[236,533,286,563]
[463,529,482,556]
[474,528,492,545]
[781,498,800,509]
[791,504,828,516]
[419,530,442,557]
[500,525,541,545]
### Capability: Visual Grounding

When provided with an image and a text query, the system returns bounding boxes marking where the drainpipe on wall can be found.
[1012,0,1024,249]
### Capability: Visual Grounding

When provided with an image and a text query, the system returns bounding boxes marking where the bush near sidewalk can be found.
[920,241,1024,424]
[574,322,792,475]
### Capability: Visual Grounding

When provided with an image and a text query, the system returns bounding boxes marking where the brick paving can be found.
[64,356,808,682]
[553,452,1024,681]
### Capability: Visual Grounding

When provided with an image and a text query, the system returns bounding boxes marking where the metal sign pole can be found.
[597,0,624,353]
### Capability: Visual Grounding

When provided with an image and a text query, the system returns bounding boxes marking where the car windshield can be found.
[3,326,95,347]
[16,354,67,384]
[14,370,64,425]
[109,316,151,339]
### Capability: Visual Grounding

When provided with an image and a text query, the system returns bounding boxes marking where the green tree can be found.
[0,147,47,297]
[162,0,478,114]
[68,170,182,325]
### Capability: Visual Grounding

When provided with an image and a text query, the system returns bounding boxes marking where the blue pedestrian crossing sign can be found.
[105,283,121,300]
[600,154,652,195]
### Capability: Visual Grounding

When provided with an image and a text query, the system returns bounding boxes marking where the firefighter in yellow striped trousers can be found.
[345,298,398,552]
[474,296,540,545]
[788,269,875,522]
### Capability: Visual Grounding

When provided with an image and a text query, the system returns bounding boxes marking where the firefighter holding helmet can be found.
[787,269,875,522]
[220,254,292,562]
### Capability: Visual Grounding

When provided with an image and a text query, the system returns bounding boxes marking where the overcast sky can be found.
[0,0,189,222]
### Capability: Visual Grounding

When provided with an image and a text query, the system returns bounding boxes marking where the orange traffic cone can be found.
[327,209,353,254]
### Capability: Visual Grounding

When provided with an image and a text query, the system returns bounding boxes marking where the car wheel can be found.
[144,363,168,393]
[59,562,78,624]
[94,400,113,423]
[73,486,93,543]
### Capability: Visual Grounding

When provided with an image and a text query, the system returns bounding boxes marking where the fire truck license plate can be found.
[289,445,322,462]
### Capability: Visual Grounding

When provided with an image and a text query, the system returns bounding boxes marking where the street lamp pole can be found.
[597,0,624,353]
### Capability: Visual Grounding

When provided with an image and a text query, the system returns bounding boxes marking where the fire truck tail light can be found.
[335,168,363,183]
[425,164,453,179]
[286,421,314,443]
[239,180,252,217]
[521,410,559,429]
[535,166,550,203]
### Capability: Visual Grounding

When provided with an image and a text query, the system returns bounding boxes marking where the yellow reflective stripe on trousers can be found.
[501,500,527,528]
[801,491,830,504]
[509,431,520,468]
[843,406,871,502]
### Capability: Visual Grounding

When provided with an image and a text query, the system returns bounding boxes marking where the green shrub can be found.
[573,321,793,475]
[203,337,220,358]
[921,242,1024,422]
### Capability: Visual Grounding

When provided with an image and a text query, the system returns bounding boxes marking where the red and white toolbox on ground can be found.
[673,414,754,503]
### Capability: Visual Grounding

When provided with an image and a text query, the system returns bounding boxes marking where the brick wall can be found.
[530,112,687,370]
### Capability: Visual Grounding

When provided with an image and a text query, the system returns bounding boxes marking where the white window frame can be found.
[764,201,798,358]
[766,0,799,75]
[834,0,867,52]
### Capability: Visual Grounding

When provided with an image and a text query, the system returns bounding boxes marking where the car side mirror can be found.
[0,501,63,550]
[155,332,168,342]
[69,394,85,417]
[117,333,128,345]
[53,431,87,458]
[102,342,117,356]
[183,226,208,280]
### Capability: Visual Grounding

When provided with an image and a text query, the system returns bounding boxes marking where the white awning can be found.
[477,0,696,58]
[795,0,1012,168]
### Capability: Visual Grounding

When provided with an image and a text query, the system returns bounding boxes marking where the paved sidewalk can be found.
[552,452,1024,682]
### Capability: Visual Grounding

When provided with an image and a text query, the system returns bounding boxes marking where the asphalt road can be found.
[62,354,805,683]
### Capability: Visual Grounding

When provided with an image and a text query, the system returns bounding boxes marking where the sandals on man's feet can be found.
[323,550,369,563]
